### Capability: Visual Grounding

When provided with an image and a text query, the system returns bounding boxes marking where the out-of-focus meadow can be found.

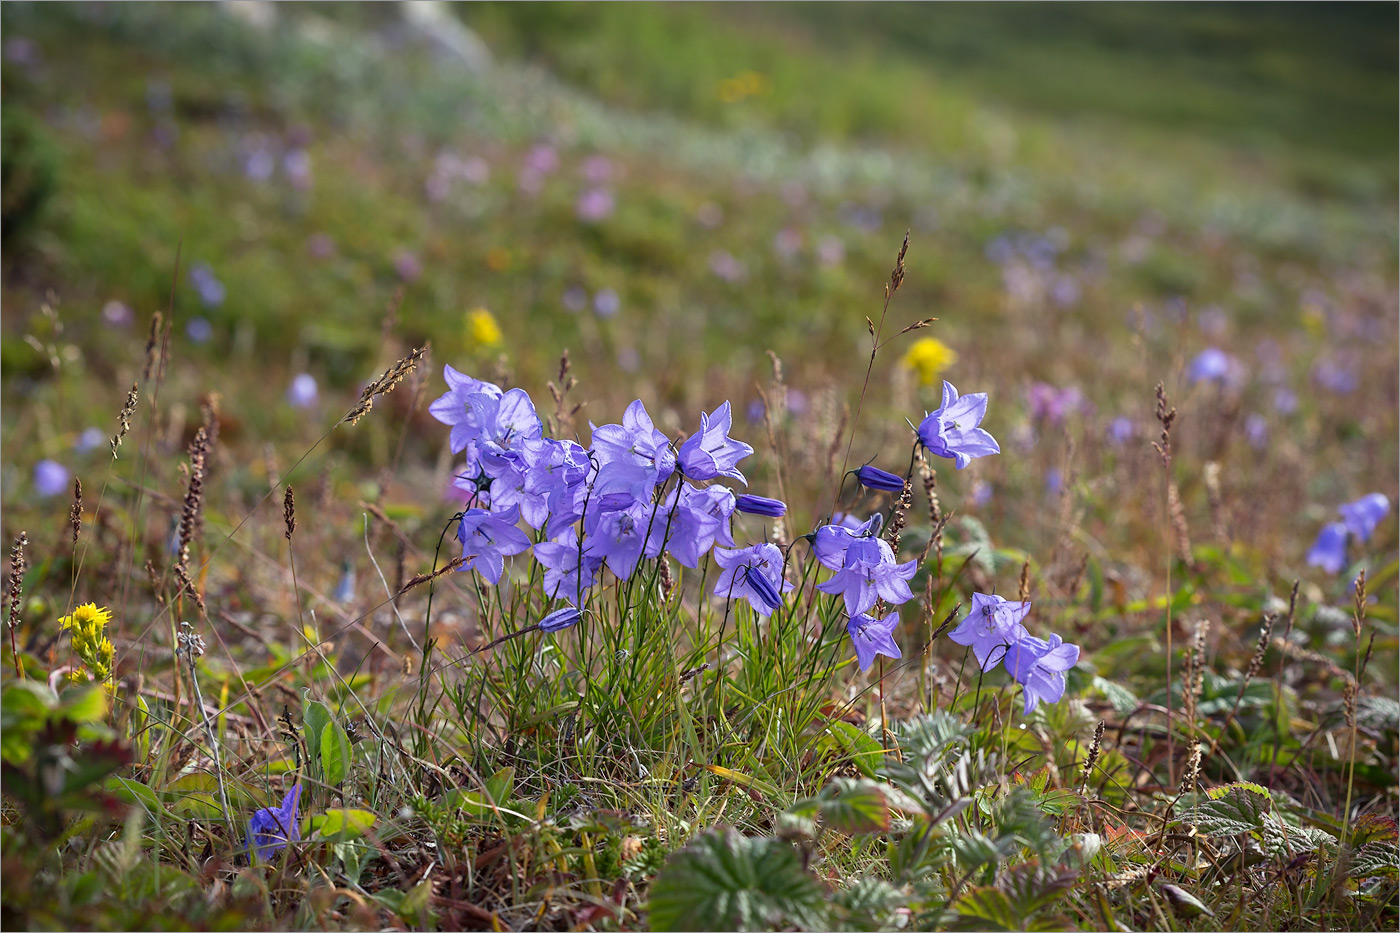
[2,3,1397,930]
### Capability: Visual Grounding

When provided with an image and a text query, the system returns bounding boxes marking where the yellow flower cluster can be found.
[466,307,503,347]
[901,337,958,386]
[58,603,115,683]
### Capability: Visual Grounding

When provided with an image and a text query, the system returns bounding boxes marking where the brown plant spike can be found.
[111,383,139,460]
[283,486,297,541]
[69,479,83,547]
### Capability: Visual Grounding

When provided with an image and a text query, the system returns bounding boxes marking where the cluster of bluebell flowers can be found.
[1307,493,1390,575]
[947,593,1080,715]
[430,369,1024,689]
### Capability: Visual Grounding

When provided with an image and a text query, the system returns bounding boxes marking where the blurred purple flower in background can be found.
[1244,414,1269,450]
[1026,383,1083,423]
[307,233,335,259]
[562,286,588,313]
[593,288,620,318]
[1339,493,1389,543]
[34,459,69,498]
[816,236,845,267]
[189,263,225,308]
[1312,356,1358,394]
[695,202,723,227]
[283,149,312,189]
[1274,388,1298,414]
[1187,347,1231,384]
[393,250,422,282]
[102,300,133,327]
[1306,522,1349,575]
[708,250,746,283]
[773,227,802,259]
[75,427,105,453]
[186,318,213,343]
[286,373,318,408]
[575,188,615,223]
[1106,416,1135,447]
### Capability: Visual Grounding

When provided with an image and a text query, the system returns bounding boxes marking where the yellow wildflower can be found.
[901,337,958,386]
[466,307,503,347]
[58,602,115,682]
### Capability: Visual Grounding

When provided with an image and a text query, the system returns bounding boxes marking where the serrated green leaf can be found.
[1351,840,1400,878]
[834,877,904,932]
[948,886,1021,931]
[1176,781,1272,836]
[320,720,351,786]
[817,778,892,834]
[1090,676,1138,716]
[648,828,830,932]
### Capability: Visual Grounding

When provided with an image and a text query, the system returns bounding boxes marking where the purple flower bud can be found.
[286,373,318,408]
[855,465,905,492]
[743,565,784,612]
[735,494,786,518]
[539,607,581,633]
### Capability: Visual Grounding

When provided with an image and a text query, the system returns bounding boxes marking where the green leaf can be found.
[310,808,377,841]
[1351,840,1400,878]
[1177,781,1272,836]
[834,877,904,932]
[648,828,830,932]
[948,886,1021,931]
[303,698,332,773]
[484,766,514,805]
[816,778,893,835]
[320,720,351,786]
[105,777,163,815]
[1090,676,1138,716]
[56,685,108,724]
[824,721,884,778]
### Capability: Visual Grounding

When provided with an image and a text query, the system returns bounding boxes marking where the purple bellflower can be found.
[1339,493,1390,543]
[847,610,902,672]
[582,494,653,581]
[816,536,916,618]
[678,401,754,484]
[735,494,786,517]
[811,513,883,572]
[646,483,737,568]
[428,365,503,454]
[1306,522,1349,575]
[947,593,1033,671]
[917,381,1000,470]
[713,544,793,618]
[457,506,532,584]
[1003,633,1080,716]
[855,465,906,492]
[534,530,603,604]
[590,400,676,499]
[248,783,302,861]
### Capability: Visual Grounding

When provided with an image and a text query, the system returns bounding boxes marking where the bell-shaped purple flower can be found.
[946,592,1032,671]
[534,530,603,604]
[1003,633,1079,716]
[917,381,1000,470]
[428,365,503,454]
[457,506,532,584]
[590,400,677,499]
[855,465,906,493]
[248,783,302,861]
[1338,493,1389,543]
[816,536,916,618]
[678,401,754,485]
[811,514,883,572]
[847,610,902,672]
[713,544,793,618]
[646,483,736,568]
[1306,522,1349,575]
[735,494,786,517]
[582,494,652,581]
